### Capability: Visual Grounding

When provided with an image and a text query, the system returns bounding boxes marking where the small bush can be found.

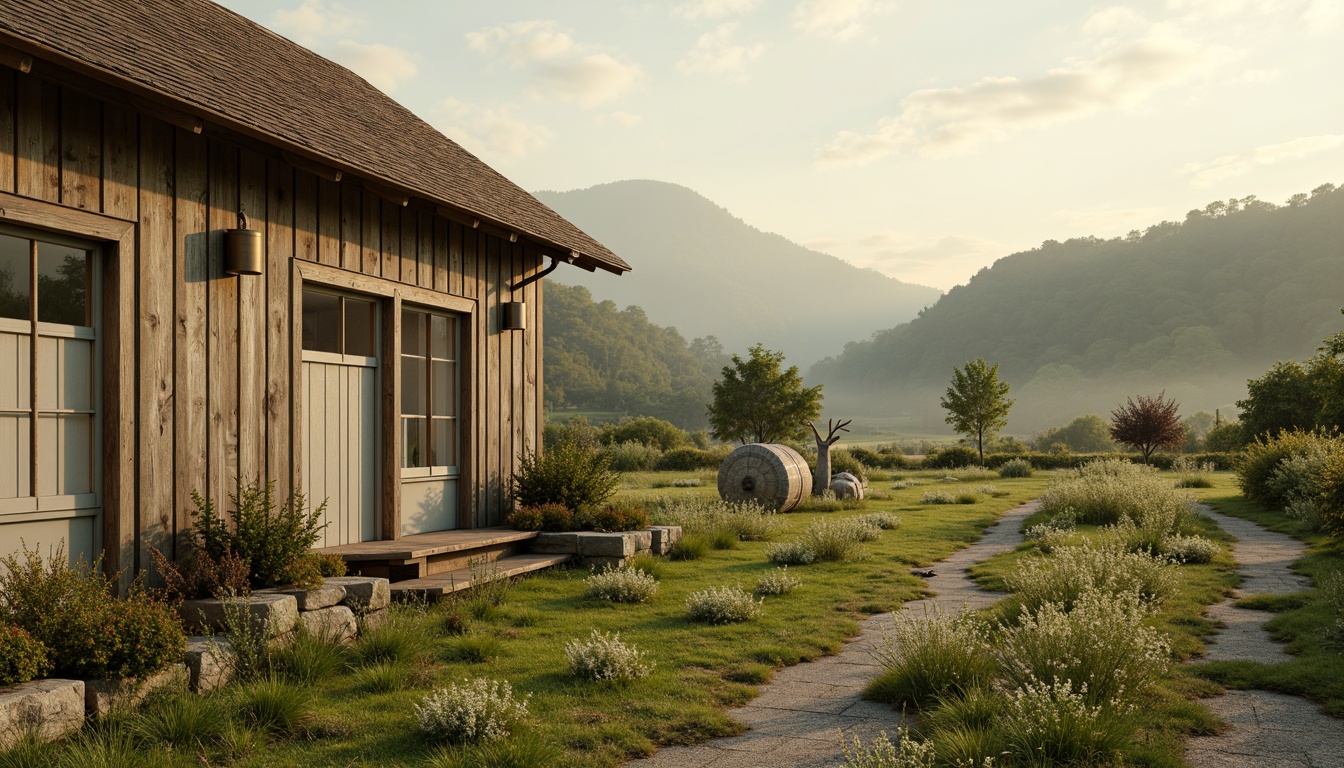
[765,540,817,566]
[868,605,997,710]
[838,729,936,768]
[924,446,979,470]
[584,565,659,603]
[855,512,902,531]
[192,479,329,590]
[1001,676,1134,764]
[998,458,1033,478]
[685,586,763,624]
[605,440,662,472]
[1024,522,1074,554]
[511,422,619,513]
[1006,540,1176,615]
[577,500,649,532]
[416,677,530,744]
[1173,456,1217,488]
[800,518,870,562]
[565,630,653,681]
[0,624,49,686]
[654,447,724,471]
[829,448,869,481]
[1237,429,1339,508]
[313,552,348,578]
[505,503,574,532]
[0,546,186,680]
[1162,534,1221,564]
[754,566,802,597]
[1270,447,1339,532]
[997,589,1170,707]
[954,492,979,504]
[920,490,956,505]
[600,417,688,451]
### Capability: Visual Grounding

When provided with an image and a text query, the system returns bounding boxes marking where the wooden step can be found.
[317,527,540,581]
[388,553,572,599]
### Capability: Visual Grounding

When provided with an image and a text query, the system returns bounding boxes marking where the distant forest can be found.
[810,183,1344,428]
[543,282,727,429]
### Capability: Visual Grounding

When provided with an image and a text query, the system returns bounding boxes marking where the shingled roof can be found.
[0,0,629,274]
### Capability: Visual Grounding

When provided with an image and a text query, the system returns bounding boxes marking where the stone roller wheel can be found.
[717,443,814,512]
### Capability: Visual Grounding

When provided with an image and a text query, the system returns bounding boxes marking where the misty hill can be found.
[810,183,1344,431]
[535,180,942,366]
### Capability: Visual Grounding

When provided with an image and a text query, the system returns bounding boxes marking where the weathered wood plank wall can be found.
[0,66,543,574]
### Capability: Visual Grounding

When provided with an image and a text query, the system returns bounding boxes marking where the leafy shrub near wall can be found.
[578,501,650,532]
[505,503,574,532]
[512,423,620,513]
[0,624,50,686]
[0,546,186,680]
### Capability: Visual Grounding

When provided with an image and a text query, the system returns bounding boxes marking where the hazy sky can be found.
[217,0,1343,290]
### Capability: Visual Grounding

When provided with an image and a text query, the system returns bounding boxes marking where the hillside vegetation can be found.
[536,180,942,368]
[811,183,1344,429]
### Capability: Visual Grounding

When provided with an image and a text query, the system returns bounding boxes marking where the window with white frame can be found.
[400,308,458,475]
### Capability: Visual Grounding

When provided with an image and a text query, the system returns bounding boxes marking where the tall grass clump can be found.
[131,692,227,749]
[584,565,659,603]
[866,605,997,710]
[1038,459,1197,532]
[275,629,348,686]
[234,676,314,734]
[648,497,779,542]
[425,731,562,768]
[564,630,653,682]
[997,590,1170,707]
[1172,456,1216,488]
[800,518,871,562]
[1005,540,1176,615]
[415,677,530,744]
[354,606,432,666]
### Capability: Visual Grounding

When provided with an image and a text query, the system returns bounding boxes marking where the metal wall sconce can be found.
[501,301,527,331]
[224,211,263,276]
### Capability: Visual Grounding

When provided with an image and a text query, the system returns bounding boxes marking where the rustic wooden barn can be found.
[0,0,629,586]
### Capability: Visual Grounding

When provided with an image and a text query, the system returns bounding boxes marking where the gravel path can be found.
[1184,504,1344,767]
[633,501,1039,768]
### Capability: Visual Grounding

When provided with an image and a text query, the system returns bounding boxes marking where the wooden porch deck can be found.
[315,527,538,562]
[316,527,561,590]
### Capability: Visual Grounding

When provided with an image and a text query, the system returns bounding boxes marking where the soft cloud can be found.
[596,111,644,127]
[1082,6,1147,38]
[678,23,765,78]
[817,32,1214,166]
[1181,135,1344,186]
[271,0,358,44]
[1052,206,1170,234]
[430,99,553,162]
[828,230,1009,290]
[674,0,758,21]
[331,40,417,94]
[466,20,642,108]
[793,0,884,40]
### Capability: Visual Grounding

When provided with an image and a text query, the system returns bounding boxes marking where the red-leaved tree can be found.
[1110,392,1184,462]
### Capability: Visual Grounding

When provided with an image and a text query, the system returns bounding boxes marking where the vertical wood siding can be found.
[0,69,544,572]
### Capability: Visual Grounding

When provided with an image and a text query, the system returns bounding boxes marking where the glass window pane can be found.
[344,298,376,357]
[432,417,455,467]
[0,235,31,321]
[37,243,88,326]
[401,357,425,415]
[432,360,454,417]
[402,417,428,468]
[430,314,450,359]
[0,414,30,498]
[402,310,424,358]
[301,290,340,353]
[59,414,92,495]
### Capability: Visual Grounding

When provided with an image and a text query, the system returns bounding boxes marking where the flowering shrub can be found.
[855,512,902,531]
[649,497,779,542]
[1237,429,1339,508]
[584,565,659,603]
[1039,460,1196,532]
[1006,540,1175,614]
[754,566,802,597]
[0,624,49,686]
[920,490,956,505]
[685,586,763,624]
[1161,534,1221,564]
[415,677,530,743]
[868,605,997,710]
[1001,676,1133,765]
[998,589,1170,707]
[564,630,653,681]
[838,728,936,768]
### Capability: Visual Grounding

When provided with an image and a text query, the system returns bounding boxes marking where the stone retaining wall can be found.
[531,526,681,569]
[0,577,391,747]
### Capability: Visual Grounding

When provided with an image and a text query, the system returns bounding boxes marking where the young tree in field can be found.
[940,358,1014,464]
[709,344,823,444]
[1109,392,1184,462]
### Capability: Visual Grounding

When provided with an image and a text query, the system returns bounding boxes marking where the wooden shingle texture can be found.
[0,0,629,274]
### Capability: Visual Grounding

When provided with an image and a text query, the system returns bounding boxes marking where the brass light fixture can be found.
[223,211,263,276]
